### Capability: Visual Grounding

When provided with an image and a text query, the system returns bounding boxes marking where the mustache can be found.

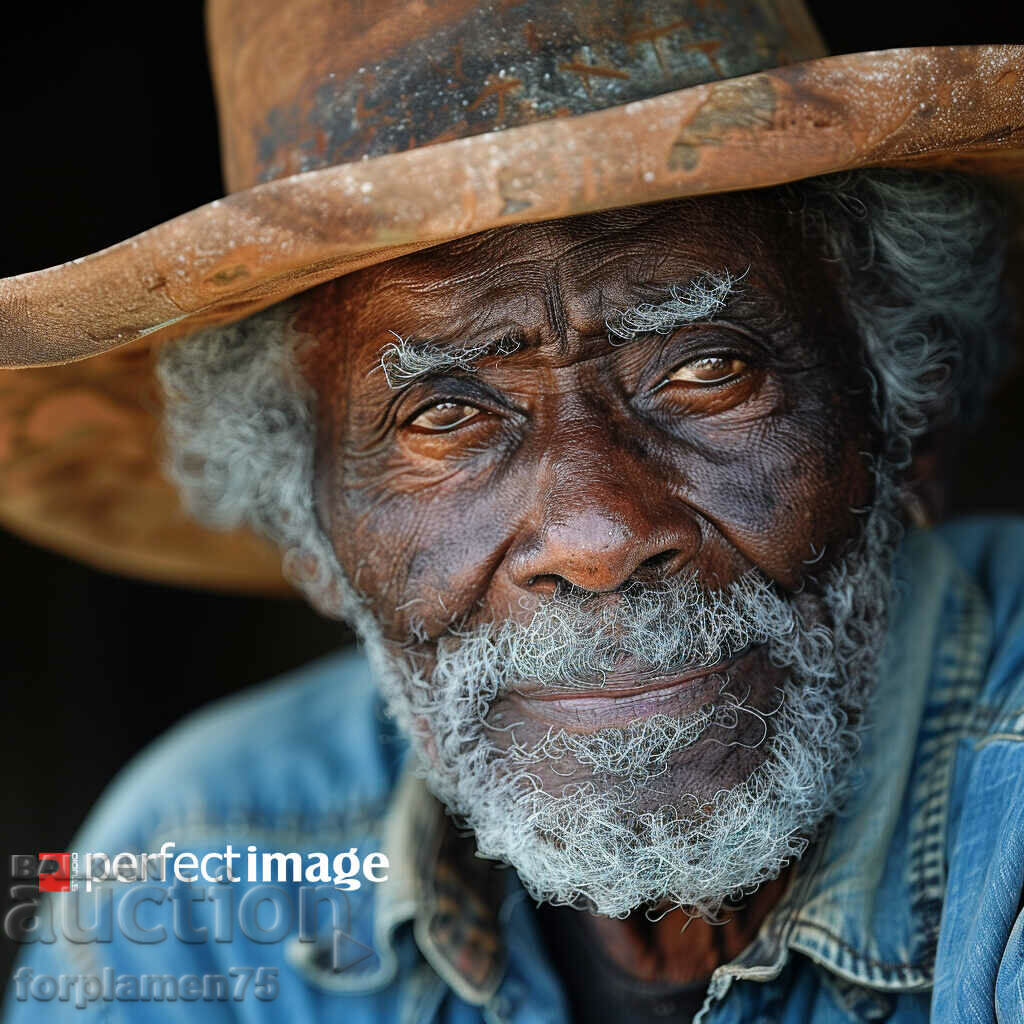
[432,570,833,696]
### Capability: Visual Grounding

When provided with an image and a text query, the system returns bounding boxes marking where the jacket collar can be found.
[382,766,506,1005]
[706,527,992,1006]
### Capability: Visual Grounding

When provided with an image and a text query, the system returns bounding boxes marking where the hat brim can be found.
[1,44,1022,592]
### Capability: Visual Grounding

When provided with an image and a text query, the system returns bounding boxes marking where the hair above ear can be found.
[787,168,1012,468]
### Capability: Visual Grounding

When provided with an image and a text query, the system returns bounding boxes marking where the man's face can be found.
[297,192,891,915]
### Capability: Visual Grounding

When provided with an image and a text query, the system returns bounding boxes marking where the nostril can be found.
[526,573,564,597]
[636,549,682,580]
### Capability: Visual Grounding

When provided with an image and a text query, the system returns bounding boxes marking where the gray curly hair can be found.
[155,168,1012,613]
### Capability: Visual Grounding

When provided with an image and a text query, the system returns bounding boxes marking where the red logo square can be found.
[38,852,71,892]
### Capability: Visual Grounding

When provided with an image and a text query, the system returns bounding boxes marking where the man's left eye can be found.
[407,402,483,433]
[664,355,748,385]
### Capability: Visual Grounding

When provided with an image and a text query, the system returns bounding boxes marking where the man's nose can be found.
[507,474,702,595]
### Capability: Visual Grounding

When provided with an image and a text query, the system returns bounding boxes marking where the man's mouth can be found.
[502,646,762,732]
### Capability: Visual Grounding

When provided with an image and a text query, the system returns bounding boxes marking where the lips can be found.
[502,647,760,732]
[519,659,735,701]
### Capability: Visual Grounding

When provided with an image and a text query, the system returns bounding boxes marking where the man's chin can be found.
[458,758,808,919]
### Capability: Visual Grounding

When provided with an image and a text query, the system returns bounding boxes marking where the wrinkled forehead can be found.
[296,191,824,375]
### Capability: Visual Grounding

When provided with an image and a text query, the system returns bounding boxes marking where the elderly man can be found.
[3,1,1024,1022]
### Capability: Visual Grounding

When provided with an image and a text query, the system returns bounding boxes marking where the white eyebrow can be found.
[379,331,521,389]
[604,268,744,343]
[379,268,743,388]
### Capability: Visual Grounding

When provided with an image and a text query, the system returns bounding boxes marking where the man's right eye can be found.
[406,401,484,433]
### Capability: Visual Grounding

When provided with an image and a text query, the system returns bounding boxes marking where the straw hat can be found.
[1,0,1021,592]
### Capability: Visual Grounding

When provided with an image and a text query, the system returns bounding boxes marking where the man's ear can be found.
[904,428,956,527]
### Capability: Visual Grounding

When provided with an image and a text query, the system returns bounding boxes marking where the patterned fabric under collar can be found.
[381,767,507,1004]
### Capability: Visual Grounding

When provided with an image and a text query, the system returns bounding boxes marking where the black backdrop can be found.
[2,1,1023,994]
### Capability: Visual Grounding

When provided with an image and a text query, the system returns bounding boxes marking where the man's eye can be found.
[407,402,483,433]
[664,355,748,385]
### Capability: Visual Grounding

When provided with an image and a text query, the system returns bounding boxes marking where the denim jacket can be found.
[5,518,1024,1023]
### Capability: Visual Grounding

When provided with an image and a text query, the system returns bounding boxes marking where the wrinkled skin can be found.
[296,192,879,983]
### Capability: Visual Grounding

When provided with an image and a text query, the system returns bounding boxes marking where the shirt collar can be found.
[375,526,992,1004]
[381,765,506,1005]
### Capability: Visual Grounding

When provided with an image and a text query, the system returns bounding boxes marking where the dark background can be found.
[2,0,1023,994]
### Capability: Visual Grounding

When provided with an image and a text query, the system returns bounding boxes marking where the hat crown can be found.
[208,0,827,192]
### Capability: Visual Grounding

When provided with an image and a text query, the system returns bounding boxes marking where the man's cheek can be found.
[687,441,865,584]
[397,491,528,627]
[396,544,499,635]
[339,514,504,639]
